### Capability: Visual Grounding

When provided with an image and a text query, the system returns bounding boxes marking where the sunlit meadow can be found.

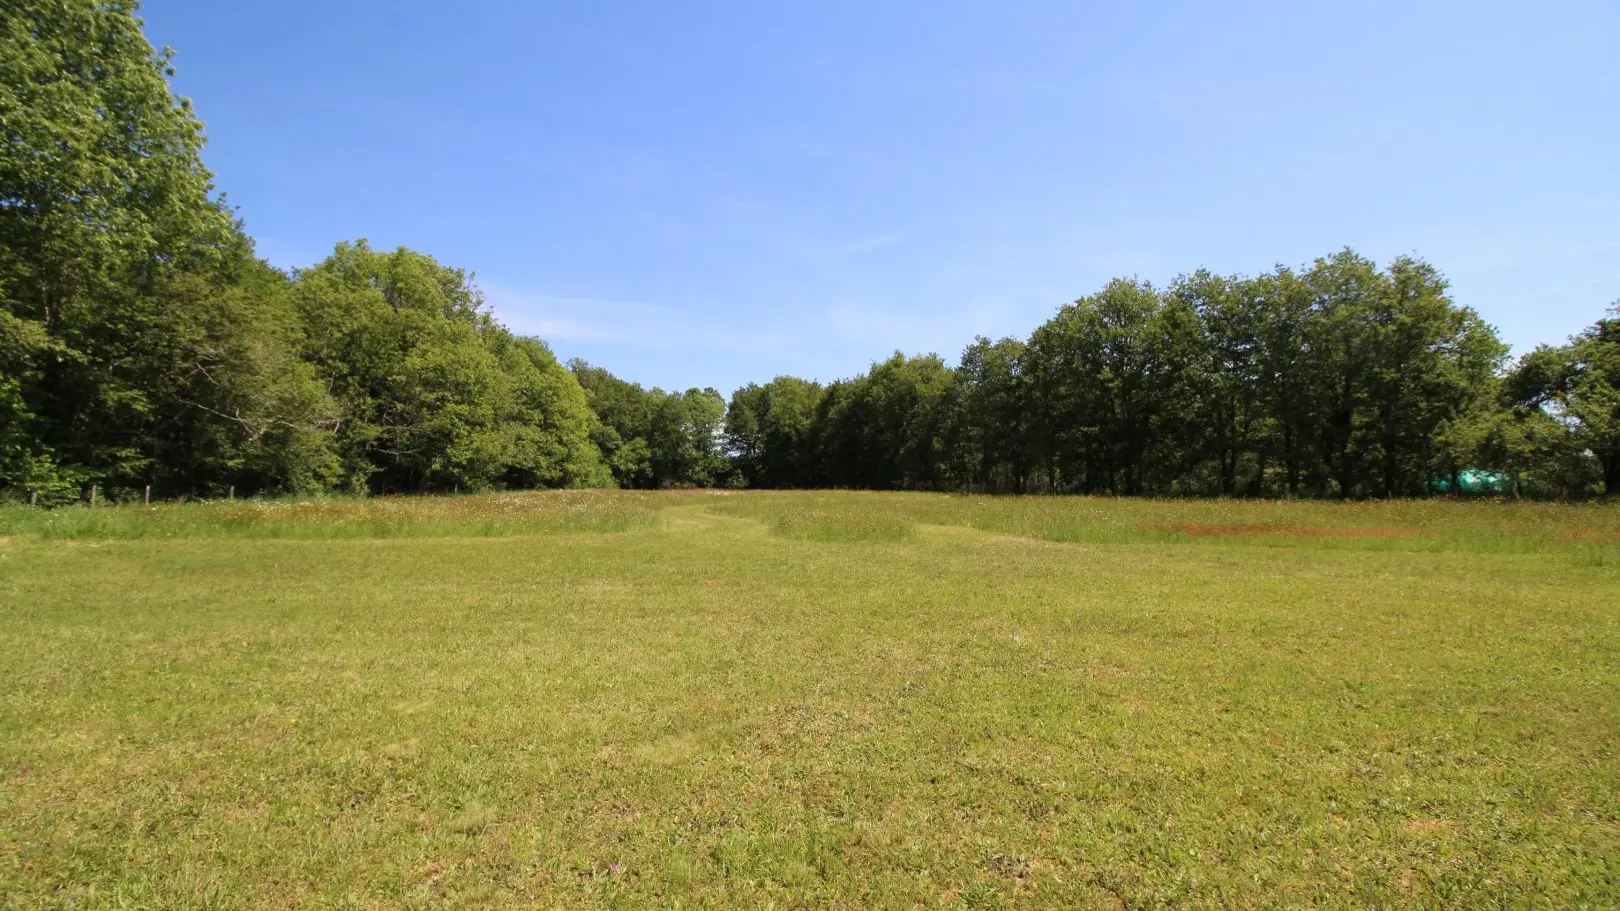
[1,491,1615,909]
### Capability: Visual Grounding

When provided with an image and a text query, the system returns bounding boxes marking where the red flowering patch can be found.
[1153,522,1421,539]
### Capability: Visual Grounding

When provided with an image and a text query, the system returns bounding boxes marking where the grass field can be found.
[2,491,1616,909]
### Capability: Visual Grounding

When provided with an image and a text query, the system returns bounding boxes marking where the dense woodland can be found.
[3,2,1617,504]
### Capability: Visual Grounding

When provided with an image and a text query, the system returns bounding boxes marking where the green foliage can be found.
[570,359,728,489]
[1026,278,1191,494]
[1564,306,1620,494]
[495,335,608,489]
[0,0,288,497]
[725,376,824,488]
[806,352,955,490]
[0,4,601,501]
[946,337,1030,492]
[570,359,657,488]
[729,252,1566,499]
[289,242,602,493]
[643,387,725,487]
[1475,306,1620,497]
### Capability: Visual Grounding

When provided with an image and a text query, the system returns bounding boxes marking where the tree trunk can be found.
[1377,396,1397,498]
[1283,423,1298,497]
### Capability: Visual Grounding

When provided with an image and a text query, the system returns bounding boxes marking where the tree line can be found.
[725,262,1618,498]
[3,2,1615,504]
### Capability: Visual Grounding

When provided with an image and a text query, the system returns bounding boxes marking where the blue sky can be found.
[143,0,1619,394]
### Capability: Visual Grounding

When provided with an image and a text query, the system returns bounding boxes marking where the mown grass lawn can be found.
[1,491,1616,909]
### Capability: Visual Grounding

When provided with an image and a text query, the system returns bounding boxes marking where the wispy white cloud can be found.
[823,295,1037,361]
[500,311,629,344]
[482,284,669,346]
[1516,274,1620,303]
[755,227,911,266]
[480,281,809,364]
[826,233,906,259]
[1428,237,1620,277]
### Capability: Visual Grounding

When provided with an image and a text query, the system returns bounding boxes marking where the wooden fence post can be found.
[227,485,235,502]
[144,485,151,506]
[29,488,37,508]
[89,485,97,508]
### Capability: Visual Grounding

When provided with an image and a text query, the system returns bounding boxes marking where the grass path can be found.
[659,501,770,535]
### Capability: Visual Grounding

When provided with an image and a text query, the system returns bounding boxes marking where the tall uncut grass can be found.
[708,490,1620,563]
[0,490,662,540]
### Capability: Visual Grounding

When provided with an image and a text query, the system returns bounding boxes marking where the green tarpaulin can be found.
[1430,469,1507,494]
